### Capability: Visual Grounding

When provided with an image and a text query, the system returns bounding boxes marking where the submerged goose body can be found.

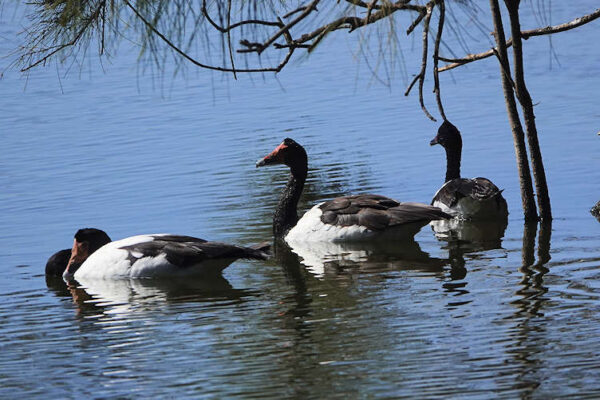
[62,229,269,280]
[430,121,508,220]
[256,138,450,242]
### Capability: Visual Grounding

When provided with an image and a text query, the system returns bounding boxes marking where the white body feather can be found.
[73,234,235,279]
[285,202,427,244]
[285,203,374,243]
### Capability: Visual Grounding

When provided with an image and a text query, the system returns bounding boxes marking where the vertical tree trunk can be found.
[504,0,552,221]
[489,0,538,221]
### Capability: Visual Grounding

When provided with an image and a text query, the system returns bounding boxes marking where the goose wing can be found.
[432,178,503,207]
[118,235,268,269]
[319,194,449,231]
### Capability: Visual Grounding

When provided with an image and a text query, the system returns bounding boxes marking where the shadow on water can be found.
[507,221,553,396]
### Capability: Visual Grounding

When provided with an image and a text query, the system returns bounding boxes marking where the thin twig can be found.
[283,4,317,19]
[439,7,600,72]
[405,1,437,122]
[366,0,379,27]
[21,1,106,72]
[492,47,516,90]
[124,0,289,73]
[201,0,282,32]
[522,7,600,39]
[406,10,426,35]
[267,1,425,51]
[258,0,320,54]
[100,1,106,55]
[226,0,236,79]
[433,0,446,121]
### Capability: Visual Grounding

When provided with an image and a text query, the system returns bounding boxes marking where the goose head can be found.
[63,228,111,279]
[430,120,462,150]
[256,138,308,172]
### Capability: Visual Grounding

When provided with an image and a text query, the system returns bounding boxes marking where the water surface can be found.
[1,2,599,398]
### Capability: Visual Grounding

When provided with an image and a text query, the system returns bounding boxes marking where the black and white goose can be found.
[62,228,269,279]
[256,138,450,242]
[430,121,508,219]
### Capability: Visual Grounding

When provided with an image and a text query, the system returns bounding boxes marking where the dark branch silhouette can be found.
[439,7,600,72]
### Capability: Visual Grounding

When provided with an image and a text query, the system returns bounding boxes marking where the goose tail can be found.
[246,242,271,260]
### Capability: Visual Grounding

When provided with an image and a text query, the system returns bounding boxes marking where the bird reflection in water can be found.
[430,217,508,253]
[284,238,449,279]
[430,217,509,303]
[47,274,255,317]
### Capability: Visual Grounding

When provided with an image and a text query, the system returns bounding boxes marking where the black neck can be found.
[444,145,461,182]
[274,164,307,237]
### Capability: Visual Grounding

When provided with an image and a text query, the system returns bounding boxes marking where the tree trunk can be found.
[489,0,538,221]
[504,0,552,221]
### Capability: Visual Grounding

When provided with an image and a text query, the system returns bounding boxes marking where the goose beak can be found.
[63,239,89,279]
[430,137,439,146]
[256,142,287,167]
[256,155,279,167]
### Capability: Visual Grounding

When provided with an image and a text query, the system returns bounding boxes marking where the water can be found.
[1,2,600,398]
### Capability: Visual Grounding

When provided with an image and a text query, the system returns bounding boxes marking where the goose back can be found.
[432,178,508,218]
[286,194,450,242]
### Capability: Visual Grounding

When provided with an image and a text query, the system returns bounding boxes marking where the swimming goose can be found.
[256,138,450,242]
[46,248,74,277]
[430,121,508,219]
[62,228,269,279]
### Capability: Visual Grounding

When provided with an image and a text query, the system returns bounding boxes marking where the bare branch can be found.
[433,0,446,121]
[226,0,236,79]
[405,1,437,122]
[283,4,318,19]
[272,1,425,51]
[522,7,600,39]
[201,1,282,32]
[406,10,427,35]
[492,47,515,89]
[366,0,379,27]
[257,0,320,54]
[439,7,600,72]
[124,0,287,73]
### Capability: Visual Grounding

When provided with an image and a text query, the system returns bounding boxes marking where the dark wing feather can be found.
[432,178,503,207]
[119,235,268,269]
[319,194,449,231]
[150,234,208,244]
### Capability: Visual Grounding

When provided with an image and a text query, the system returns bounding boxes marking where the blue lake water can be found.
[1,2,599,398]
